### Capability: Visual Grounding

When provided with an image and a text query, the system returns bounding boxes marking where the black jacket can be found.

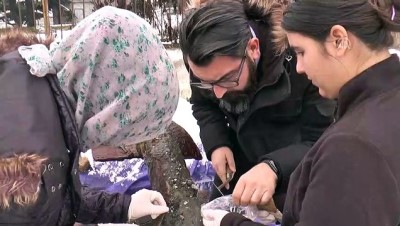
[0,51,130,225]
[282,55,400,226]
[189,20,335,194]
[220,55,400,226]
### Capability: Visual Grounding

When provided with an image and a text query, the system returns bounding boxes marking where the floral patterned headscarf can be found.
[18,6,179,150]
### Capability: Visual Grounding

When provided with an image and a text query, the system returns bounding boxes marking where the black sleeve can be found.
[75,186,131,223]
[260,83,335,193]
[221,213,265,226]
[188,64,234,160]
[289,134,400,226]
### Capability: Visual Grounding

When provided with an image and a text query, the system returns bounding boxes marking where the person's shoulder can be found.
[312,131,382,164]
[1,50,23,61]
[0,51,29,73]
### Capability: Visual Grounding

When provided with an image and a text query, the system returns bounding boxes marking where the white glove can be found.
[128,189,169,220]
[202,209,229,226]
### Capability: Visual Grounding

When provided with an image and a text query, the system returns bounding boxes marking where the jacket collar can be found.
[337,54,400,119]
[249,20,287,87]
[247,20,292,110]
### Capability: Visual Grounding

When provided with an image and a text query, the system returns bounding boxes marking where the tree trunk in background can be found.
[25,0,34,27]
[8,0,20,25]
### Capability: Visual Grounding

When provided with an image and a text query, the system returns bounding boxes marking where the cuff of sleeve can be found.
[124,194,133,222]
[221,212,253,225]
[259,157,283,192]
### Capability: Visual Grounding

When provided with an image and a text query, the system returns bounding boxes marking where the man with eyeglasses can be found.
[179,0,335,212]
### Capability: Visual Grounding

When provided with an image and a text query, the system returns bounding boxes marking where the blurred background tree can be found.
[90,0,187,44]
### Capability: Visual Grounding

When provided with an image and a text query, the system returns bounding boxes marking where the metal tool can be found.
[211,169,235,196]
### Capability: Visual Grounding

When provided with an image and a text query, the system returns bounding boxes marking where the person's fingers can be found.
[226,152,236,173]
[249,188,264,206]
[151,191,167,207]
[214,161,228,186]
[150,205,170,219]
[239,184,255,206]
[212,148,231,187]
[225,154,236,190]
[260,190,273,206]
[232,178,245,206]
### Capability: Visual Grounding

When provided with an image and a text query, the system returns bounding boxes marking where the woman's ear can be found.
[326,25,351,57]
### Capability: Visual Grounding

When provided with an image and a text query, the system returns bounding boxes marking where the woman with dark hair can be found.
[202,0,400,225]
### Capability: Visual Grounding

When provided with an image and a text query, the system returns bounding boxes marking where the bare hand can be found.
[232,163,277,206]
[202,209,230,226]
[211,146,236,189]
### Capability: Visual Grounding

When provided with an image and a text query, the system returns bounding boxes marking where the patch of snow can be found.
[172,98,201,144]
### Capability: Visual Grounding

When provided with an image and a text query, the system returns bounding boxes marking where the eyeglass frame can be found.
[189,48,248,89]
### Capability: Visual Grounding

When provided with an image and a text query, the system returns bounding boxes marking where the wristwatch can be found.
[264,160,279,175]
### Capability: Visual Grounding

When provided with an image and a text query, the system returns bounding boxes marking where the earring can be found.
[336,38,350,49]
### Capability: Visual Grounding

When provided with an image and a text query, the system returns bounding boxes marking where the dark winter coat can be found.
[0,51,131,226]
[220,54,400,226]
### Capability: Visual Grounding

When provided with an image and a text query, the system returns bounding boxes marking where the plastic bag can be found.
[201,195,277,225]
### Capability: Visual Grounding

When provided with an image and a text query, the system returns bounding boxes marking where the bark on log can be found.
[91,122,202,162]
[136,132,203,226]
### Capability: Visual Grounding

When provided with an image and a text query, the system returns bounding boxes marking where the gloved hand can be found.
[202,209,229,226]
[128,189,169,220]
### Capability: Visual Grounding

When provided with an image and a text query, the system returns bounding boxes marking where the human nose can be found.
[213,85,228,99]
[296,60,305,74]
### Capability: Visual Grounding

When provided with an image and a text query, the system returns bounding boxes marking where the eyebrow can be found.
[291,46,303,52]
[193,68,239,83]
[215,69,240,82]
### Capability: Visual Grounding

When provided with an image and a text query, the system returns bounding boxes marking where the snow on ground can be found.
[167,48,192,99]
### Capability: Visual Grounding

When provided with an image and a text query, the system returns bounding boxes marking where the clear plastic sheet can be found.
[201,195,277,225]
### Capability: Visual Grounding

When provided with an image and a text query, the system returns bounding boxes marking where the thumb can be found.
[151,191,167,207]
[150,205,169,219]
[226,153,236,173]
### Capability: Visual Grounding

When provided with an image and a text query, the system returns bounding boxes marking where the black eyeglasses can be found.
[190,50,247,89]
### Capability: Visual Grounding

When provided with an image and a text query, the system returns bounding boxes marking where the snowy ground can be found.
[167,48,192,99]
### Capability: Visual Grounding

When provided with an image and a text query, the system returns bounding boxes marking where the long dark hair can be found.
[179,0,289,66]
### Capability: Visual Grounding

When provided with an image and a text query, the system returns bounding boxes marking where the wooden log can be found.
[136,132,203,226]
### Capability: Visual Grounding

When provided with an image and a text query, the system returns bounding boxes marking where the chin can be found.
[318,89,329,99]
[319,89,336,100]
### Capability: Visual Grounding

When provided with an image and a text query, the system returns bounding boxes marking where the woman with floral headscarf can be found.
[0,6,179,225]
